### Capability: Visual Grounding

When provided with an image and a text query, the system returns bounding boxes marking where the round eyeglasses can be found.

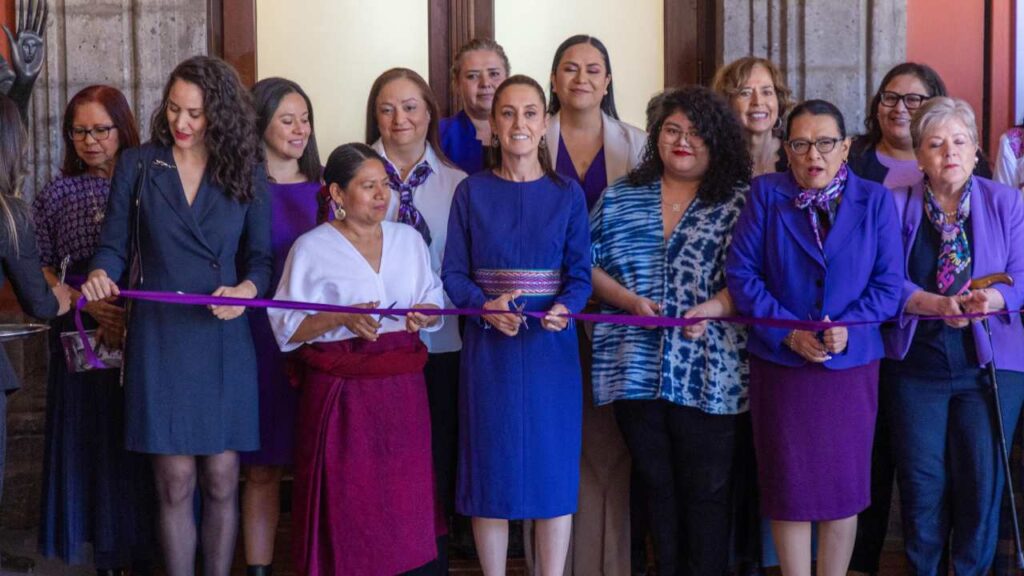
[785,137,842,155]
[69,125,117,142]
[879,91,930,110]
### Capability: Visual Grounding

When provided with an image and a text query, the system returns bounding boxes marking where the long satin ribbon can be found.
[73,289,1021,370]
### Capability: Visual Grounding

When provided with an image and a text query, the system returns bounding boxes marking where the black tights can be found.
[152,451,240,576]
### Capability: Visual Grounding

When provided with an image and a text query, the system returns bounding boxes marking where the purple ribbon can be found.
[73,290,1020,370]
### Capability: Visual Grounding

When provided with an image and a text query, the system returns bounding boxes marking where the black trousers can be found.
[414,351,461,575]
[849,367,896,574]
[615,399,740,576]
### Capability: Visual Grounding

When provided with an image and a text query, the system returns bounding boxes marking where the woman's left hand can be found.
[210,281,257,320]
[541,303,570,332]
[406,303,440,333]
[961,288,1004,317]
[821,315,848,355]
[682,306,709,340]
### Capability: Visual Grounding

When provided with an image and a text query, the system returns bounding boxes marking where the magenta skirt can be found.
[290,333,441,575]
[749,355,879,521]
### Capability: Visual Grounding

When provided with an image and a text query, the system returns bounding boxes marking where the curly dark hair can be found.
[150,56,261,202]
[627,86,751,203]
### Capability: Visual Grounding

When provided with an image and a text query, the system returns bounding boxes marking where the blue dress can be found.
[442,171,592,519]
[32,174,155,568]
[90,143,272,454]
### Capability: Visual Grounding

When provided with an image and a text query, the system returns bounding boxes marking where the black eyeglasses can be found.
[785,137,842,155]
[879,91,930,110]
[69,125,117,142]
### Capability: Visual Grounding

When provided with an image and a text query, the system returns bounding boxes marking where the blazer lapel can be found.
[901,183,924,273]
[150,147,215,255]
[775,182,826,267]
[823,177,868,259]
[603,112,629,183]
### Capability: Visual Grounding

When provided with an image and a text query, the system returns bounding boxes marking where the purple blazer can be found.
[882,176,1024,372]
[726,170,903,368]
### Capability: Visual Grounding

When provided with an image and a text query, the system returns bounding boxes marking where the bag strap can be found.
[127,157,147,289]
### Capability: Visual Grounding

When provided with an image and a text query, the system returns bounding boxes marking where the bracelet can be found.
[783,331,795,349]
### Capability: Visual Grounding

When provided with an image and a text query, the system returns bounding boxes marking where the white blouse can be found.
[994,129,1024,193]
[373,141,467,354]
[269,221,444,352]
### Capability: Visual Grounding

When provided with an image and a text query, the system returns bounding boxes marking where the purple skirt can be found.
[749,355,879,521]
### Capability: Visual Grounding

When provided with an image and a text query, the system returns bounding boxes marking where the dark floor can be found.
[0,524,905,576]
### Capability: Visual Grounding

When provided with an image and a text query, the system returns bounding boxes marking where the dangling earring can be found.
[491,134,500,148]
[333,201,347,221]
[539,135,548,150]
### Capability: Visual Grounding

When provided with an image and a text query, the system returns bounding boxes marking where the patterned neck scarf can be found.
[923,177,972,295]
[385,160,433,246]
[794,162,848,251]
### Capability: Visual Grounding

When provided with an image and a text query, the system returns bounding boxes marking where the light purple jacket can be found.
[882,176,1024,372]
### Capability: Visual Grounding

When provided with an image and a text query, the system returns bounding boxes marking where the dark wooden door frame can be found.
[211,0,714,101]
[664,0,717,88]
[428,0,494,118]
[209,0,257,87]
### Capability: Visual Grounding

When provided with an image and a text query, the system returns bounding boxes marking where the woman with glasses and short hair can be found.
[726,99,903,576]
[32,85,156,576]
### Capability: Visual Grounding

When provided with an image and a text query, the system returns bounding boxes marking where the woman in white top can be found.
[542,33,645,576]
[364,67,468,571]
[994,120,1024,191]
[269,143,444,575]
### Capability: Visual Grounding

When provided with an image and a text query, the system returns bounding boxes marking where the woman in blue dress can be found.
[81,56,271,576]
[442,74,592,576]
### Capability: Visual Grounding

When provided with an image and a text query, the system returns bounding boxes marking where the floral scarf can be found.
[794,162,848,251]
[923,177,972,295]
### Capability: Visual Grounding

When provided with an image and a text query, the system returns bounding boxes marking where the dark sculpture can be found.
[0,0,48,122]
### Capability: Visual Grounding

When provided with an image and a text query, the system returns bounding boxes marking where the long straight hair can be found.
[0,94,27,253]
[252,77,322,183]
[547,35,619,119]
[364,68,455,168]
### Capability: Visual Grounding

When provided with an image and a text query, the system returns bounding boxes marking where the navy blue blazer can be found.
[90,143,272,454]
[1,199,59,392]
[726,170,904,368]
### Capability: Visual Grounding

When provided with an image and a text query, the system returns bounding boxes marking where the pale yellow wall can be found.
[495,0,664,131]
[256,0,429,151]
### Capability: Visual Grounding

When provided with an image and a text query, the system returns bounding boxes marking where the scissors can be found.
[58,255,71,285]
[512,299,529,330]
[376,301,400,323]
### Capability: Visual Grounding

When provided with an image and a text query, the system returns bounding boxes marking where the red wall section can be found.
[0,0,13,62]
[907,0,1017,155]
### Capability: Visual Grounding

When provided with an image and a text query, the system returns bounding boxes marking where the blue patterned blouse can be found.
[590,178,749,414]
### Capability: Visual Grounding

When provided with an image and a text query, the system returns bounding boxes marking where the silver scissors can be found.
[512,299,529,330]
[58,254,71,285]
[376,301,400,323]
